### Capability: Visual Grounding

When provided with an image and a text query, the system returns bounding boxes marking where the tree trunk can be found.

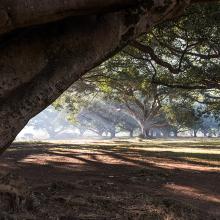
[155,130,161,138]
[149,129,153,138]
[173,130,178,138]
[193,130,198,137]
[47,129,61,139]
[140,126,151,139]
[139,126,145,138]
[202,132,207,137]
[0,1,191,154]
[79,129,85,137]
[110,130,116,139]
[129,130,134,138]
[98,131,104,137]
[145,128,151,138]
[162,130,169,138]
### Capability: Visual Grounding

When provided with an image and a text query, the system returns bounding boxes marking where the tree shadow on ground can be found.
[0,140,219,219]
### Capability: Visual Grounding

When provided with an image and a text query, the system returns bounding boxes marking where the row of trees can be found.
[50,3,220,139]
[52,82,220,138]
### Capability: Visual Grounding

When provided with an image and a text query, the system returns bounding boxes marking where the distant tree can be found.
[76,102,139,138]
[29,106,71,139]
[198,112,220,137]
[163,93,202,137]
[82,54,171,138]
[77,107,116,138]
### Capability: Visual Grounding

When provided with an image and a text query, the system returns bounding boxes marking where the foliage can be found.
[53,3,220,138]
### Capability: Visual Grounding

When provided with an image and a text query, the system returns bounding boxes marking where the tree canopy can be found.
[54,2,220,139]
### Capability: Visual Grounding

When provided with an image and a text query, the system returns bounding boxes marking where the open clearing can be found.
[0,138,220,219]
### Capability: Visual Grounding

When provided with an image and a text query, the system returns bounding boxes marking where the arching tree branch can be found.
[131,40,179,74]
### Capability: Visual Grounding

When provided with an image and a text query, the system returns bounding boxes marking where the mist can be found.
[15,101,220,142]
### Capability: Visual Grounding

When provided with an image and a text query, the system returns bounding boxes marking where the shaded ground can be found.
[0,138,220,219]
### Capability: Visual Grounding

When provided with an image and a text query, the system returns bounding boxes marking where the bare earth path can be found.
[0,138,220,219]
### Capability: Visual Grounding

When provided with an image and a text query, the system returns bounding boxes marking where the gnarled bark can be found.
[0,0,139,35]
[0,0,208,154]
[0,0,215,36]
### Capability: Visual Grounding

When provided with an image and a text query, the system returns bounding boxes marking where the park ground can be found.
[0,138,220,219]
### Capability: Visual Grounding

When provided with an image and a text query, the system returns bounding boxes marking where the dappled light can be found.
[1,139,219,219]
[16,139,220,172]
[165,184,220,204]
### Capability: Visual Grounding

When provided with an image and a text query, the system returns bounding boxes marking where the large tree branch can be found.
[131,40,179,74]
[0,0,140,35]
[1,0,216,36]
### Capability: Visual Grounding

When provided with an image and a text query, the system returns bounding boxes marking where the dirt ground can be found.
[0,138,220,220]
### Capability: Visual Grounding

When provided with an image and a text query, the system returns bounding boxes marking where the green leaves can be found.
[52,2,220,136]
